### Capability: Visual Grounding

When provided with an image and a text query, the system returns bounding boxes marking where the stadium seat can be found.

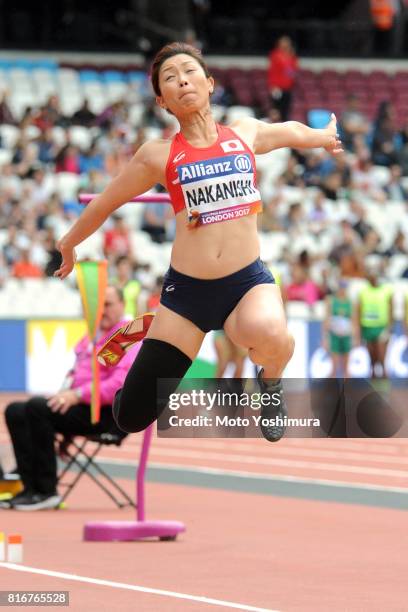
[0,149,12,167]
[57,432,134,509]
[56,173,81,200]
[128,103,144,127]
[286,301,312,318]
[225,106,255,122]
[387,255,408,279]
[102,70,127,83]
[106,82,128,102]
[79,70,101,83]
[87,95,108,114]
[307,109,332,129]
[69,126,92,150]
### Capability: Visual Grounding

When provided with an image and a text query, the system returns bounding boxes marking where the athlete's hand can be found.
[324,113,343,155]
[54,239,77,280]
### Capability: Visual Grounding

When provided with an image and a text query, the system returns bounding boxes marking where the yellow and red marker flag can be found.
[75,260,108,423]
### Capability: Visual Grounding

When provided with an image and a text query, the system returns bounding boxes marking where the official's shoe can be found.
[257,369,287,442]
[13,492,62,511]
[97,313,155,367]
[0,489,33,510]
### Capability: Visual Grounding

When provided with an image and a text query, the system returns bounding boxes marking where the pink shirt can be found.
[286,281,321,306]
[70,319,140,406]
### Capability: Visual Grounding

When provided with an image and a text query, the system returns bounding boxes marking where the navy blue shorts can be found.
[160,258,275,333]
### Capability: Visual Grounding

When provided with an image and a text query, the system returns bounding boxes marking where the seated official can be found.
[2,286,140,511]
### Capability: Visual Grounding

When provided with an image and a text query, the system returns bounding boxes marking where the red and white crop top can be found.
[165,123,262,227]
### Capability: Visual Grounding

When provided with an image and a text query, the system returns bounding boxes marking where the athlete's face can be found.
[157,54,214,116]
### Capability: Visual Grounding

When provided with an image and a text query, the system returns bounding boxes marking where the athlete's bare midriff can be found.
[171,212,260,278]
[150,124,261,279]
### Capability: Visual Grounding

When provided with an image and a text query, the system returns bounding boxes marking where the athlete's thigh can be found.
[224,284,287,348]
[146,303,205,360]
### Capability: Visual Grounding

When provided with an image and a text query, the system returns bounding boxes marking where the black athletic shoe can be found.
[0,489,33,510]
[13,492,61,511]
[257,369,287,442]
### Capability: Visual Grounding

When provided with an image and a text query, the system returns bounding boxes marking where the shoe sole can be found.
[97,313,155,367]
[260,405,287,442]
[13,496,62,511]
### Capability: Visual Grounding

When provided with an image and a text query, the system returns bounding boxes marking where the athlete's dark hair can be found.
[150,42,211,97]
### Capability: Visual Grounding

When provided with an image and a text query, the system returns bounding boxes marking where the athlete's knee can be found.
[113,338,192,434]
[253,320,294,362]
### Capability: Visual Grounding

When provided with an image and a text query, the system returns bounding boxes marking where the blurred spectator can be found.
[281,202,307,236]
[211,82,235,107]
[11,135,29,166]
[43,229,63,277]
[1,164,23,200]
[33,95,67,130]
[103,215,133,260]
[0,90,15,125]
[30,168,52,206]
[320,170,343,200]
[111,255,141,319]
[259,195,283,232]
[351,158,386,201]
[55,145,80,174]
[84,174,108,201]
[308,191,329,234]
[362,228,383,255]
[71,100,96,127]
[3,226,27,266]
[331,152,352,194]
[384,164,407,200]
[285,263,324,305]
[141,200,173,243]
[329,220,365,278]
[382,229,408,257]
[43,194,72,237]
[356,269,393,378]
[348,201,373,240]
[147,276,164,312]
[96,101,127,131]
[302,151,326,187]
[214,331,247,378]
[372,117,401,167]
[279,153,304,188]
[340,95,370,151]
[267,36,298,121]
[79,143,104,174]
[12,248,43,279]
[322,279,355,377]
[0,252,7,287]
[141,98,167,129]
[36,129,57,166]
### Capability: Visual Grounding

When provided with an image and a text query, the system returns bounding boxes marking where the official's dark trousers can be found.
[5,397,118,495]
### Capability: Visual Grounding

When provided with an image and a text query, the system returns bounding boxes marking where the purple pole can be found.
[79,193,170,204]
[136,425,153,522]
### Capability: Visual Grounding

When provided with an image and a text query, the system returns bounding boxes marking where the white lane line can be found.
[100,457,408,495]
[130,446,408,479]
[97,441,408,467]
[0,563,279,612]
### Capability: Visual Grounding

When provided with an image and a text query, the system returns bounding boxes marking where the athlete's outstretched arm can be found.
[55,141,163,279]
[235,114,343,156]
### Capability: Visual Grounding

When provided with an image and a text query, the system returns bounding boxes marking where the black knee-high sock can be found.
[113,338,192,433]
